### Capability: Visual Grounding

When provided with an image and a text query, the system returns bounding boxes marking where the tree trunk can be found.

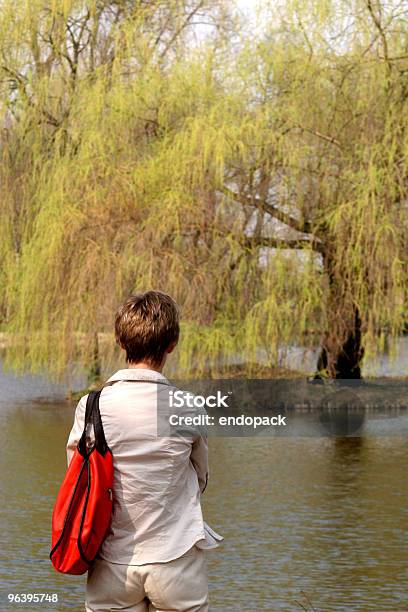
[315,305,364,379]
[314,248,364,379]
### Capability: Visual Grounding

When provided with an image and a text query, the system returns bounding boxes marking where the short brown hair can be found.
[115,291,180,366]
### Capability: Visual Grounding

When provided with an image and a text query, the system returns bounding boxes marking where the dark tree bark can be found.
[315,305,364,379]
[312,244,365,378]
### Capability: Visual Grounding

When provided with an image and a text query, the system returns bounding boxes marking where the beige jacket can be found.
[66,368,222,565]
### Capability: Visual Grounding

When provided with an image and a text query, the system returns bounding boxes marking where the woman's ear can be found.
[166,341,177,355]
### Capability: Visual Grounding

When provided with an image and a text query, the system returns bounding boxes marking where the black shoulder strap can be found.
[92,389,110,456]
[77,390,106,457]
[85,391,96,424]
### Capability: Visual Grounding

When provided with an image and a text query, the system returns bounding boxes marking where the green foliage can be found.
[1,0,408,381]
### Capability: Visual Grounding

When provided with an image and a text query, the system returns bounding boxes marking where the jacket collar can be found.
[105,368,171,386]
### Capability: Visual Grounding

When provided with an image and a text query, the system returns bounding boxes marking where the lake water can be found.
[1,365,408,611]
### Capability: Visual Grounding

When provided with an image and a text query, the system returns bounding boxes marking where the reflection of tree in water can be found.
[332,436,365,468]
[318,386,365,437]
[323,435,367,497]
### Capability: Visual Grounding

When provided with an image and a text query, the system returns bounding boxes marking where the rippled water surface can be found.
[0,366,408,611]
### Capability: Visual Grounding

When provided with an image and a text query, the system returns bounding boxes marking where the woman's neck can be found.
[127,361,163,373]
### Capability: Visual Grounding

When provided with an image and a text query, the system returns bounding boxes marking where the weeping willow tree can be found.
[0,0,236,380]
[239,0,408,378]
[1,0,408,382]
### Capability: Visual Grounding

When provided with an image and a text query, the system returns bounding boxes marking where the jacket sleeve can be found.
[66,395,88,466]
[190,435,209,494]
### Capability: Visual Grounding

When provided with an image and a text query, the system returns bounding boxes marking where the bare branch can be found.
[159,0,206,58]
[221,185,313,234]
[366,0,392,74]
[292,124,342,150]
[242,235,321,252]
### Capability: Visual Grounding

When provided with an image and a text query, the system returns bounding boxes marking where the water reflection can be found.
[317,388,365,437]
[204,436,408,611]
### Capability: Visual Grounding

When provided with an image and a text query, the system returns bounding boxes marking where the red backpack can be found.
[50,389,114,574]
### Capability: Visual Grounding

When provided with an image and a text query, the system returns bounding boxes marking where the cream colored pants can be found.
[85,545,209,612]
